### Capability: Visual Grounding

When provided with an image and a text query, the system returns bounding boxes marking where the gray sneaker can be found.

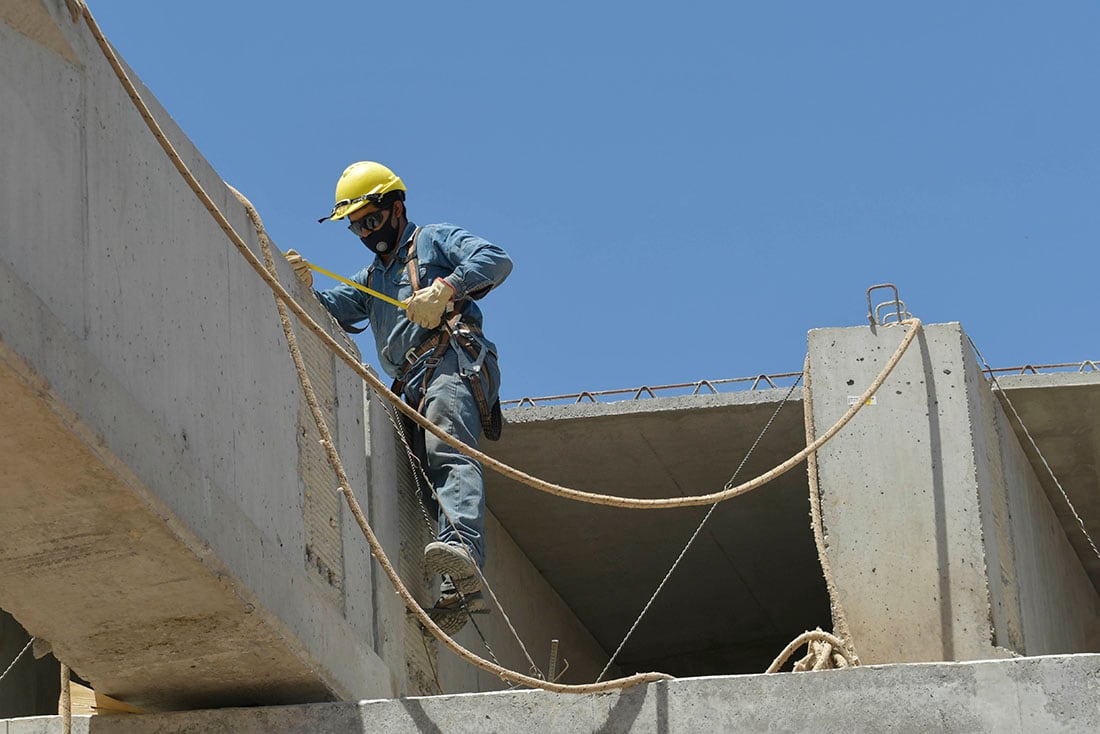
[426,588,489,636]
[424,541,481,595]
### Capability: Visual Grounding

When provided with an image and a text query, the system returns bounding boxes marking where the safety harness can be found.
[355,229,503,441]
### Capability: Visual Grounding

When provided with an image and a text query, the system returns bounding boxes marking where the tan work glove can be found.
[284,249,313,287]
[405,278,455,329]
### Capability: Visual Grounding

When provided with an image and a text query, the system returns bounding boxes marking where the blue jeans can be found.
[402,342,499,569]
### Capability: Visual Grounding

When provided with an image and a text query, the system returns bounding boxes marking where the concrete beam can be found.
[5,655,1098,733]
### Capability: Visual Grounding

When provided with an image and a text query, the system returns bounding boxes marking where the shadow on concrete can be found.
[398,697,445,734]
[918,330,954,660]
[594,683,651,734]
[655,681,669,734]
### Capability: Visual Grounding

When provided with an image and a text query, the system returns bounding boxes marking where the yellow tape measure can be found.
[306,263,407,309]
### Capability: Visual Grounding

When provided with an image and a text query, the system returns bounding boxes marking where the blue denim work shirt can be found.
[315,221,513,379]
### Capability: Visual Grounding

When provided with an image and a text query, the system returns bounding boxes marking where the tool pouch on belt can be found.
[392,230,503,441]
[451,324,502,442]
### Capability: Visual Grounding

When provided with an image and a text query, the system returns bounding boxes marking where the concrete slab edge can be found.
[4,654,1097,733]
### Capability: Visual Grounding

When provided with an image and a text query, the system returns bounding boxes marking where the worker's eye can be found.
[348,210,387,236]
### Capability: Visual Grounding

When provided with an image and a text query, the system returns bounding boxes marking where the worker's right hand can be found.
[285,249,313,287]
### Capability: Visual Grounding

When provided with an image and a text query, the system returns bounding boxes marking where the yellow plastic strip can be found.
[306,263,406,309]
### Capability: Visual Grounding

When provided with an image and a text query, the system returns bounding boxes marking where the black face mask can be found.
[359,212,400,255]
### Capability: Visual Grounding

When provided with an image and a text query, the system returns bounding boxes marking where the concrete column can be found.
[807,321,1099,664]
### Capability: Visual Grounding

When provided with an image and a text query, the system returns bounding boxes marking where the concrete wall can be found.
[5,654,1098,733]
[1,0,610,708]
[808,322,1100,664]
[975,378,1100,654]
[364,394,611,694]
[1,0,391,709]
[436,511,612,692]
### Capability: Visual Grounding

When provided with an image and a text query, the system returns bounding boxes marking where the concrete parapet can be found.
[0,0,614,710]
[4,654,1098,733]
[0,0,391,703]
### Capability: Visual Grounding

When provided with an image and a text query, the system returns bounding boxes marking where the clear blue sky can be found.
[91,2,1098,402]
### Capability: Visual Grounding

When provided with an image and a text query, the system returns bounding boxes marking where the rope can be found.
[596,371,804,682]
[229,185,667,693]
[72,0,920,512]
[0,637,34,684]
[755,353,863,675]
[802,353,857,653]
[60,663,72,734]
[70,0,924,691]
[384,402,545,679]
[757,352,864,675]
[765,630,857,674]
[764,343,893,674]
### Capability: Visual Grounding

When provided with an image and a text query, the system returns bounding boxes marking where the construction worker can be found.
[286,161,512,633]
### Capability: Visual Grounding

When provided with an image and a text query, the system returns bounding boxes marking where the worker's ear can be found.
[392,199,405,219]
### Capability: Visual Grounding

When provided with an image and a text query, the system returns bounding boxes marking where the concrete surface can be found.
[4,0,1099,715]
[807,322,1100,664]
[997,372,1100,595]
[363,394,613,696]
[1,0,613,709]
[487,388,832,677]
[3,654,1098,733]
[973,369,1100,655]
[1,0,390,708]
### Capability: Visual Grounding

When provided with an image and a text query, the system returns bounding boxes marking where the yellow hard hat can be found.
[318,161,406,223]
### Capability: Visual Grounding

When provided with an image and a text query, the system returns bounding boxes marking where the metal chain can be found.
[0,637,35,685]
[385,400,501,668]
[968,336,1100,562]
[383,398,543,678]
[418,626,444,695]
[596,373,804,682]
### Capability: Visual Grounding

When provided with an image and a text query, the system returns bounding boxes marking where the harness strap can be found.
[406,229,422,290]
[391,227,502,440]
[452,327,502,441]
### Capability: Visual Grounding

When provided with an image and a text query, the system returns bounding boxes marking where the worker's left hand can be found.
[284,249,313,287]
[405,278,455,328]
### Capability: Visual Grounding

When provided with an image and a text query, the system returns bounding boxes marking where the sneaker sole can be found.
[424,544,481,595]
[427,608,467,636]
[424,605,489,636]
[435,593,488,614]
